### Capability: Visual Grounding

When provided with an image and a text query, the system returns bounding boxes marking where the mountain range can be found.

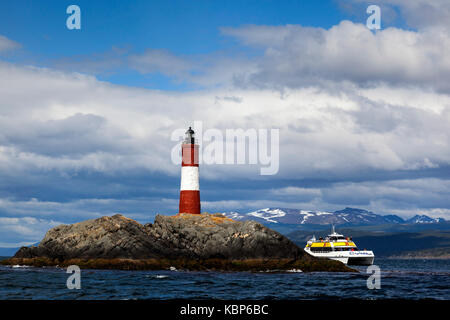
[223,207,446,226]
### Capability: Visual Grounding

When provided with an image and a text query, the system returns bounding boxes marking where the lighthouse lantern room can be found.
[179,127,201,214]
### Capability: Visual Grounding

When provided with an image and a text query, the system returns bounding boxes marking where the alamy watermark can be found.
[66,5,81,30]
[66,265,81,289]
[171,121,280,175]
[366,5,381,30]
[366,265,381,289]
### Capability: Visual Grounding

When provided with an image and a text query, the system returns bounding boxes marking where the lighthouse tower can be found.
[179,127,201,214]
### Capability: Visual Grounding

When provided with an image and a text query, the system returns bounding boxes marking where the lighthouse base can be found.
[179,190,201,214]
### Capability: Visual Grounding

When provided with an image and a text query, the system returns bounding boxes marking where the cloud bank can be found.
[1,3,449,245]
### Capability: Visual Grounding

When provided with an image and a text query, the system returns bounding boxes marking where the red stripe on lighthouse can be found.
[179,190,201,214]
[182,144,199,166]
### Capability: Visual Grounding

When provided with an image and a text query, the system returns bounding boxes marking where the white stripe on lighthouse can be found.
[180,166,199,191]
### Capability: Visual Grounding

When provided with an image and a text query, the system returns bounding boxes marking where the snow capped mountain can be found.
[405,215,445,224]
[247,208,287,223]
[222,207,446,226]
[234,208,334,225]
[225,212,246,220]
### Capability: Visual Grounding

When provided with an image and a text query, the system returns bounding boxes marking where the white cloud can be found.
[0,35,20,53]
[0,216,62,244]
[0,60,449,181]
[222,21,450,91]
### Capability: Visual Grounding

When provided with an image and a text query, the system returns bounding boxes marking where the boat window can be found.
[336,247,355,251]
[310,247,333,253]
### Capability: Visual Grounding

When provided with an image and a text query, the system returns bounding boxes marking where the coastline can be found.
[0,257,355,272]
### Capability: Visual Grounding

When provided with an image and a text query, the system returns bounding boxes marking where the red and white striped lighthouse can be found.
[179,127,201,214]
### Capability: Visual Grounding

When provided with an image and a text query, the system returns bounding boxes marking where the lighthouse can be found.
[179,127,201,214]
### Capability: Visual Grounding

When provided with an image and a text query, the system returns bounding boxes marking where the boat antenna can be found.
[332,224,335,234]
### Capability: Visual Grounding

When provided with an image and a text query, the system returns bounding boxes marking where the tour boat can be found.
[304,226,374,265]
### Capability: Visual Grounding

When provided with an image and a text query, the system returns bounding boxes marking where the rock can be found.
[147,213,303,260]
[8,213,352,272]
[15,214,165,260]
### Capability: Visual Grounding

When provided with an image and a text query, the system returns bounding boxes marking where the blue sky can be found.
[0,0,365,89]
[0,0,450,247]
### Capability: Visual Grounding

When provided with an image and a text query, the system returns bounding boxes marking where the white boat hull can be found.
[304,249,374,266]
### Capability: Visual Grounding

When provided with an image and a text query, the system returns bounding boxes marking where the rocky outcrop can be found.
[14,213,303,260]
[8,213,352,272]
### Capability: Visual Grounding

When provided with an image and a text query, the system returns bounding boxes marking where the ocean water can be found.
[0,258,448,300]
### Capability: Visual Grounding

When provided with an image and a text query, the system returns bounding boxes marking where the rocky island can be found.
[1,213,353,272]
